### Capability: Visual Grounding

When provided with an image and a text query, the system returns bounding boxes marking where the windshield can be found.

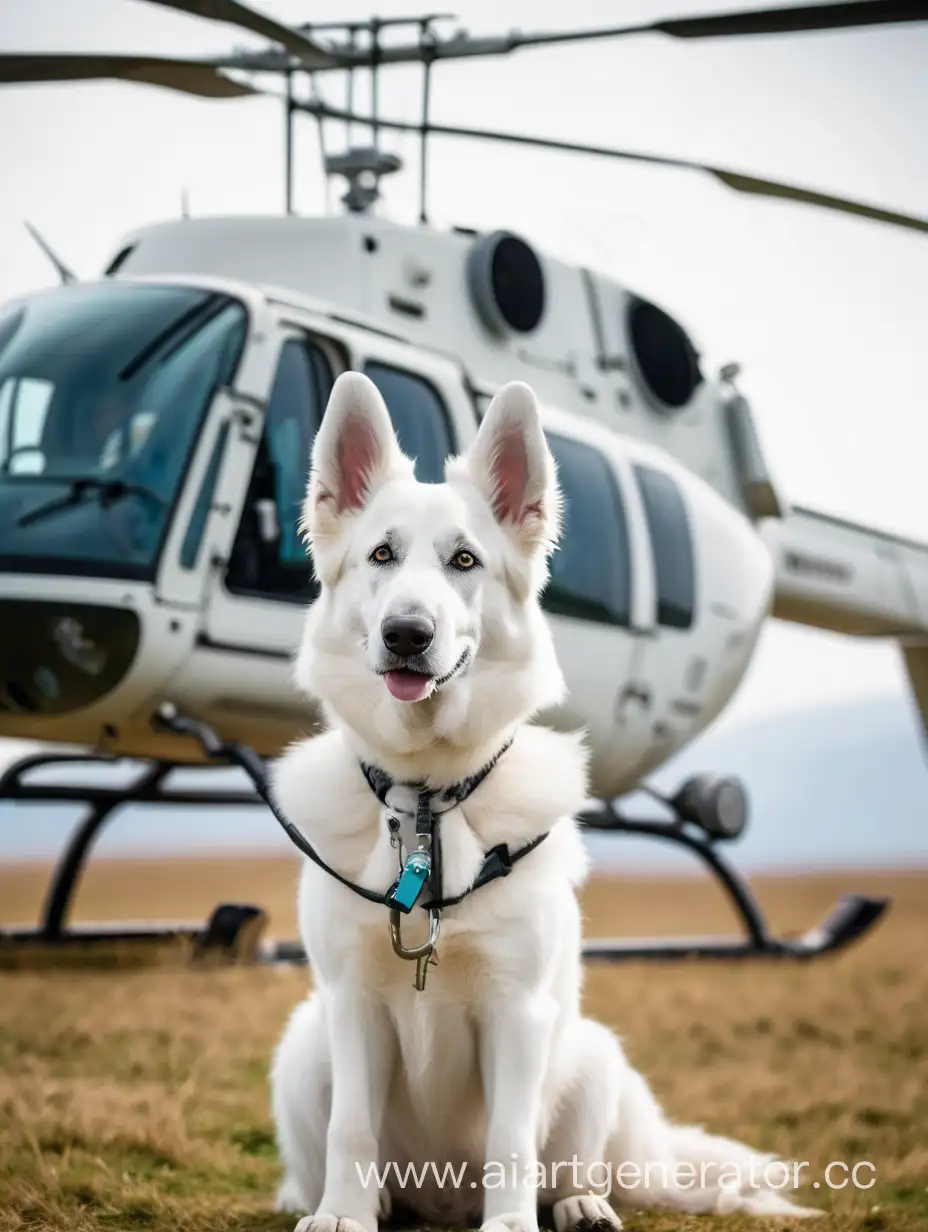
[0,282,247,580]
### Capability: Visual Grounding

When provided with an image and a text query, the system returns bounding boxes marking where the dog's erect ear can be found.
[302,372,410,545]
[464,382,559,553]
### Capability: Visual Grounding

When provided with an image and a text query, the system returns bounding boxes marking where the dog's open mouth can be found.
[383,669,435,703]
[382,650,472,703]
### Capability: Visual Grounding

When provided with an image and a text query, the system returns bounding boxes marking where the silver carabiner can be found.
[390,906,441,990]
[390,905,441,960]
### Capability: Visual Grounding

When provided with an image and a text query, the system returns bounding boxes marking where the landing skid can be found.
[576,802,888,961]
[0,733,888,968]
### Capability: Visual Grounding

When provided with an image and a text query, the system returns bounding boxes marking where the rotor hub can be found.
[324,147,403,215]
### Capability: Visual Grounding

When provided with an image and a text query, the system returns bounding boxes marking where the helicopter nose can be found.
[382,614,435,659]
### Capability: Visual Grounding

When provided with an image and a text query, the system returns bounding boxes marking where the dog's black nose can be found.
[382,614,435,658]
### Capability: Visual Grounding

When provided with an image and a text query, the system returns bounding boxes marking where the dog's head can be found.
[295,372,565,764]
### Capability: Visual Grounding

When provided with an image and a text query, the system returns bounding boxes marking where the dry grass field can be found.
[1,856,926,1232]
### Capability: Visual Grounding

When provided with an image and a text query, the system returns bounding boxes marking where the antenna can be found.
[23,221,76,284]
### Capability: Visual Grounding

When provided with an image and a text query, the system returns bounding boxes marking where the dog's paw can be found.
[553,1195,622,1232]
[480,1213,538,1232]
[294,1216,374,1232]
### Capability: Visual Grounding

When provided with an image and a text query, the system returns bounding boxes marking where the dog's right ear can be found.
[301,372,410,555]
[461,381,560,556]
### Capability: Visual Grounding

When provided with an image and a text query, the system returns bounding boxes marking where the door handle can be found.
[616,682,652,724]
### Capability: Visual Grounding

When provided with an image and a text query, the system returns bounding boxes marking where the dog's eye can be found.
[451,549,477,571]
[370,544,394,565]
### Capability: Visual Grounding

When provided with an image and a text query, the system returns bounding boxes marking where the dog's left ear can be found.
[464,382,559,553]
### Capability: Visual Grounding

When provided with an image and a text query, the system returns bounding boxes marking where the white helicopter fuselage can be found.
[1,216,925,800]
[0,216,777,798]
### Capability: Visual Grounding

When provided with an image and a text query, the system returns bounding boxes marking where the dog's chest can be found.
[361,911,494,1001]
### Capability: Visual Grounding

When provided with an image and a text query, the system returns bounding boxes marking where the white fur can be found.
[271,375,819,1232]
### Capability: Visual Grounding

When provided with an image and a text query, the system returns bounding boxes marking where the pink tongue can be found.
[384,670,434,703]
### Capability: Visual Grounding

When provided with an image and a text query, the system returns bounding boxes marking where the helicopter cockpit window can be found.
[0,283,247,580]
[364,362,454,482]
[542,433,632,627]
[225,337,333,602]
[0,376,54,472]
[633,463,695,630]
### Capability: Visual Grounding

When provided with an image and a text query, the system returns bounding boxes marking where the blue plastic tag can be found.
[389,851,431,913]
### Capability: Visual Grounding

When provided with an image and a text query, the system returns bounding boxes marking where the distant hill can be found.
[1,694,926,871]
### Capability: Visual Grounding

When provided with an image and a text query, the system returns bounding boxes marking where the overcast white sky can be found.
[0,0,926,738]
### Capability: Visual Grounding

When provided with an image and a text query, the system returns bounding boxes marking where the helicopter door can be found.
[538,428,653,797]
[199,325,478,659]
[198,328,336,659]
[628,462,703,771]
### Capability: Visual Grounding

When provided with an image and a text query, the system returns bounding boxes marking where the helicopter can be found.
[1,0,926,967]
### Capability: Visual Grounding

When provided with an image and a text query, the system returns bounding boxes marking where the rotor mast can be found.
[289,13,454,218]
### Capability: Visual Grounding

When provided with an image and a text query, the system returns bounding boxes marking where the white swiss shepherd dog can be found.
[270,372,816,1232]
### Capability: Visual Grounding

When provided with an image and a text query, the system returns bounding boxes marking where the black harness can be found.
[153,704,548,917]
[359,739,548,912]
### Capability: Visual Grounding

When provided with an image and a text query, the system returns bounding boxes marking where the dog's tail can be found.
[607,1067,821,1217]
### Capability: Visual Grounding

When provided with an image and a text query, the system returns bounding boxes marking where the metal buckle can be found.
[390,905,441,991]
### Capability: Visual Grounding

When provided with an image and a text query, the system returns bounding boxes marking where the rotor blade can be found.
[24,222,77,284]
[0,53,259,98]
[302,100,928,236]
[141,0,338,68]
[708,167,928,232]
[307,1,928,70]
[501,1,928,50]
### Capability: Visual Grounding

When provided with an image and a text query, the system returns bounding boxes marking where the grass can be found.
[0,857,926,1231]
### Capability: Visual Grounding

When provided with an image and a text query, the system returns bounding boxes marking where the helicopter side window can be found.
[633,463,695,630]
[225,337,333,601]
[364,362,454,482]
[542,432,632,626]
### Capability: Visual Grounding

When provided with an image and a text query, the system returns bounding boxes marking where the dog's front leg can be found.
[296,985,395,1232]
[478,992,556,1232]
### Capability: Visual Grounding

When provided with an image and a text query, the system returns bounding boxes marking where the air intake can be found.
[627,296,702,410]
[467,231,546,336]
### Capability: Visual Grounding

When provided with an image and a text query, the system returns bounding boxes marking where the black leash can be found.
[153,704,548,915]
[154,705,389,904]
